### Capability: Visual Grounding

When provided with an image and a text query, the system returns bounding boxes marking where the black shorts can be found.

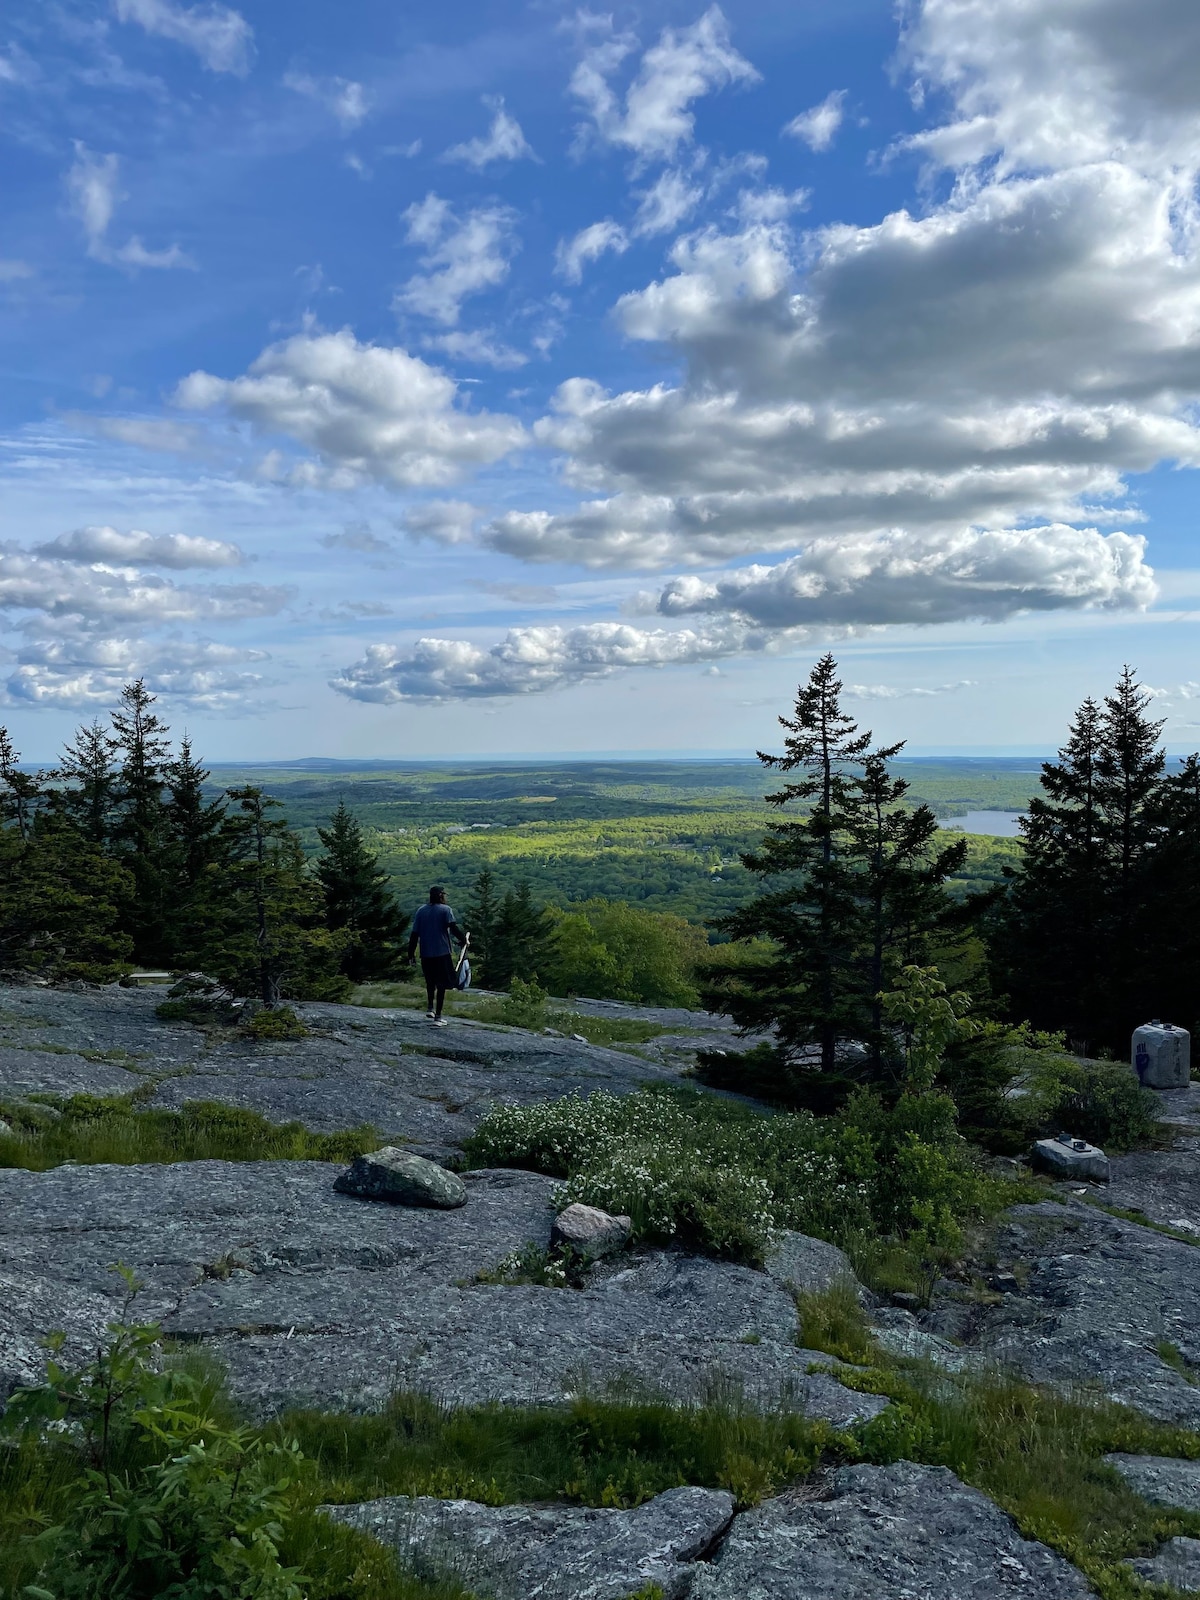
[421,953,456,989]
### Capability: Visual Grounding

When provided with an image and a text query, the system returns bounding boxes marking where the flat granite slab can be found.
[324,1485,735,1600]
[924,1201,1200,1425]
[0,984,686,1157]
[689,1462,1094,1598]
[0,1158,885,1427]
[1105,1453,1200,1510]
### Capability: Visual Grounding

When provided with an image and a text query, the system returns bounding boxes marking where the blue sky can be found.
[2,0,1199,760]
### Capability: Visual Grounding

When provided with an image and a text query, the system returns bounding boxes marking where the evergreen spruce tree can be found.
[110,680,172,964]
[56,720,117,846]
[847,747,969,1068]
[314,800,409,982]
[465,868,500,985]
[161,736,231,967]
[490,881,554,991]
[0,727,41,841]
[201,785,347,1005]
[703,656,965,1106]
[1142,753,1200,1034]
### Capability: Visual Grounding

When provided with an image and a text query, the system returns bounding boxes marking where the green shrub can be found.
[465,1085,1016,1266]
[244,1005,309,1041]
[1,1277,308,1600]
[484,976,550,1030]
[942,1025,1159,1154]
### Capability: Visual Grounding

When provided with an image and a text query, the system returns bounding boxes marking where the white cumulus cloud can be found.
[555,220,629,284]
[331,619,785,703]
[112,0,253,75]
[174,328,525,487]
[6,637,270,711]
[442,98,535,169]
[34,527,245,569]
[570,6,758,164]
[784,89,846,152]
[395,194,518,327]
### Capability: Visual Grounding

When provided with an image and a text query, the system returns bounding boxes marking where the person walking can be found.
[408,886,467,1026]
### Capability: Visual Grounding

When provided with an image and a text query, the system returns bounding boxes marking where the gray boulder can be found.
[334,1147,467,1209]
[1032,1136,1109,1182]
[1130,1536,1200,1591]
[324,1484,734,1600]
[551,1202,632,1259]
[1105,1453,1200,1510]
[765,1231,859,1296]
[689,1462,1094,1599]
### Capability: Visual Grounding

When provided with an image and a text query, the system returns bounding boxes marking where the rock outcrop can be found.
[324,1485,735,1600]
[689,1463,1096,1599]
[0,1157,884,1425]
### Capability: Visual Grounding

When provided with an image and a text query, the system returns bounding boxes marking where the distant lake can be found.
[940,809,1025,837]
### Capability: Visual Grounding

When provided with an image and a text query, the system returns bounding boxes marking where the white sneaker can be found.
[425,1010,436,1020]
[433,1017,447,1027]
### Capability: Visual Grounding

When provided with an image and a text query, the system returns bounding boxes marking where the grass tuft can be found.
[0,1094,380,1171]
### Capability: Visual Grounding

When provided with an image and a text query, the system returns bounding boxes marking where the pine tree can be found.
[110,680,172,964]
[314,800,409,982]
[56,720,117,846]
[847,746,969,1067]
[999,667,1168,1047]
[490,881,554,991]
[1142,753,1200,1034]
[703,657,967,1106]
[202,785,348,1005]
[0,728,39,842]
[752,653,872,1072]
[465,868,500,985]
[165,737,227,888]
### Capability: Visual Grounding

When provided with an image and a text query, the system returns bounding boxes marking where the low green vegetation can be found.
[0,1095,379,1172]
[8,1287,1200,1600]
[465,1080,1031,1274]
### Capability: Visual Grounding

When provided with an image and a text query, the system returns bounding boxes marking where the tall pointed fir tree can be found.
[109,679,173,965]
[845,746,969,1070]
[161,735,230,967]
[703,656,966,1107]
[465,868,500,985]
[0,729,132,979]
[56,720,117,846]
[314,800,409,982]
[998,667,1167,1048]
[490,881,554,991]
[201,785,347,1005]
[1141,753,1200,1035]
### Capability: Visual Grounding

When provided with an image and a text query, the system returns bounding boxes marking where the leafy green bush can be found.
[2,1276,307,1599]
[482,976,551,1030]
[466,1085,1013,1266]
[243,1005,309,1041]
[942,1025,1159,1153]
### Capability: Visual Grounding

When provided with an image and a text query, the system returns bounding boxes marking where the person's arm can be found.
[407,908,421,962]
[449,918,467,949]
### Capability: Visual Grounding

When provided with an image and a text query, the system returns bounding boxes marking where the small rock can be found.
[891,1291,923,1311]
[323,1484,735,1600]
[0,1119,11,1137]
[571,1033,588,1043]
[542,1026,563,1037]
[1130,1535,1200,1591]
[334,1147,467,1209]
[552,1202,632,1258]
[1033,1135,1110,1182]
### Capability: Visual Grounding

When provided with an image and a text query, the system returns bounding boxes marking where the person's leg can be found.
[434,981,449,1021]
[421,957,436,1016]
